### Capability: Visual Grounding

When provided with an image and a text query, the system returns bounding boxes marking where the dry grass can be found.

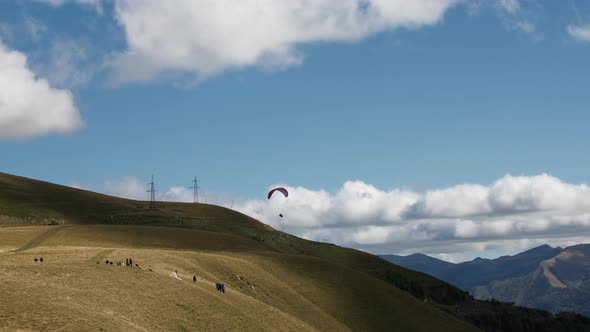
[0,171,472,309]
[0,226,476,332]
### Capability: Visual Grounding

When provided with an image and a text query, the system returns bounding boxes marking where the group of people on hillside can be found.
[216,282,225,293]
[33,257,44,263]
[104,258,139,268]
[98,257,227,293]
[172,270,226,293]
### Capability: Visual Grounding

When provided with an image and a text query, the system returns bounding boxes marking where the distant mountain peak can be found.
[513,244,562,258]
[407,253,430,258]
[525,244,553,252]
[564,243,590,251]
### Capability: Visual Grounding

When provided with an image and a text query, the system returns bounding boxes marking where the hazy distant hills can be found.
[473,244,590,317]
[382,244,590,316]
[382,245,563,291]
[380,253,455,278]
[453,245,564,291]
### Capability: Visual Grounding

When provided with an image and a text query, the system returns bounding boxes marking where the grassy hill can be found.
[2,172,590,331]
[1,225,478,331]
[0,172,475,331]
[0,172,470,305]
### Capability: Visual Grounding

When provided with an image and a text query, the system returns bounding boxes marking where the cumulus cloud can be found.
[231,174,590,261]
[160,187,193,203]
[108,0,459,83]
[0,41,82,140]
[568,24,590,42]
[238,182,419,229]
[34,0,543,85]
[104,177,147,200]
[406,184,490,219]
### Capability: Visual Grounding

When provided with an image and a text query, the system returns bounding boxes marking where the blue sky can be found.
[1,0,590,261]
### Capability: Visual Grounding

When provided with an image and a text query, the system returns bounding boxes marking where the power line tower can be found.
[188,177,200,203]
[147,175,157,209]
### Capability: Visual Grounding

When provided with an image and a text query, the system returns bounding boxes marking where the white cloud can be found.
[33,0,543,85]
[104,176,146,200]
[352,225,392,245]
[160,187,193,203]
[67,181,88,190]
[514,20,535,34]
[568,24,590,42]
[406,174,590,219]
[109,0,459,84]
[31,39,109,89]
[488,174,590,212]
[336,181,419,223]
[232,174,590,261]
[406,184,490,218]
[0,41,82,140]
[481,0,539,40]
[498,0,520,14]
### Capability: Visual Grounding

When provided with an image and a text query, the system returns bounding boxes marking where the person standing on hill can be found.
[40,257,44,262]
[193,275,197,282]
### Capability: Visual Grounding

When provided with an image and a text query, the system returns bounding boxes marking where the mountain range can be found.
[382,244,590,317]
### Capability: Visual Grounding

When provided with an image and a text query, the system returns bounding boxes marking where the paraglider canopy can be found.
[267,187,288,200]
